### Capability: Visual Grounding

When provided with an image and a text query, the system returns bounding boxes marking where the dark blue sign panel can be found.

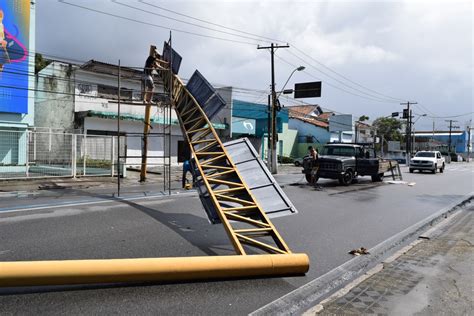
[0,0,31,114]
[162,41,182,75]
[186,70,226,120]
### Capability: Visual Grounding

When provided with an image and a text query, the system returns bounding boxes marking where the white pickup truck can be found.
[409,151,445,174]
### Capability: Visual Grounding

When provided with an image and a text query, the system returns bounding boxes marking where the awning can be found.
[84,110,227,130]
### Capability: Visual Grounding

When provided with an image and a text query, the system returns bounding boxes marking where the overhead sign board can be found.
[0,0,31,114]
[294,81,321,99]
[329,114,352,132]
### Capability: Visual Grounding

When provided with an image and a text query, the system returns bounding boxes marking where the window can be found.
[97,85,133,100]
[415,152,435,158]
[322,146,355,157]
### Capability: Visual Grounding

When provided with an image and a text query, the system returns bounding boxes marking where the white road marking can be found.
[0,191,196,215]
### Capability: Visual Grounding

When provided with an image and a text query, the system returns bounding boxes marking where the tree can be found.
[35,53,51,74]
[372,117,402,141]
[358,115,370,122]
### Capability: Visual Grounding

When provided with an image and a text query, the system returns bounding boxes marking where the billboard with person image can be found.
[0,0,31,114]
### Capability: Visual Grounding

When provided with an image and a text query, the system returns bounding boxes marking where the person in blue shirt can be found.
[182,159,193,188]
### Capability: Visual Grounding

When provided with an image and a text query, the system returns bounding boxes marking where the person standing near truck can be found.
[308,146,319,185]
[308,146,318,161]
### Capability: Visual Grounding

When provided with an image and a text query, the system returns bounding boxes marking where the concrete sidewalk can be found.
[305,204,473,316]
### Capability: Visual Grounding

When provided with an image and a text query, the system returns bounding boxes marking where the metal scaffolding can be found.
[114,56,173,196]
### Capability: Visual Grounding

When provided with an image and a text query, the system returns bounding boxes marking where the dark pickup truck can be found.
[302,143,397,185]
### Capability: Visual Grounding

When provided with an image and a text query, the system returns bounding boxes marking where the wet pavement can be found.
[305,203,473,316]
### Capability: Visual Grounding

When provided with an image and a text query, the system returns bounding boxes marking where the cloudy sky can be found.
[36,0,472,130]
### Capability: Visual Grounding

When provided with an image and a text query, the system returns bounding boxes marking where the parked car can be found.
[293,157,304,166]
[409,151,445,173]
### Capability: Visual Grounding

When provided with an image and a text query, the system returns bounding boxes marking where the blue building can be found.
[413,130,471,154]
[231,99,297,159]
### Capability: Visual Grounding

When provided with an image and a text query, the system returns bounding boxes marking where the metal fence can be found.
[0,129,124,179]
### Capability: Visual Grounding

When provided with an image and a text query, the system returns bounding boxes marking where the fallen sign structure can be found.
[195,137,298,225]
[0,40,309,288]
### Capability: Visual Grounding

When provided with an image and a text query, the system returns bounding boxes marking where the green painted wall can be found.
[261,122,297,159]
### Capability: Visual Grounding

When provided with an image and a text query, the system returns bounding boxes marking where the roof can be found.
[318,112,334,120]
[287,105,320,116]
[288,105,330,129]
[80,60,144,80]
[291,115,329,128]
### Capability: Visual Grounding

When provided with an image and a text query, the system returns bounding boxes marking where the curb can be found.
[250,193,473,316]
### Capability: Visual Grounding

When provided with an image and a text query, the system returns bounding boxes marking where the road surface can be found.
[0,163,472,315]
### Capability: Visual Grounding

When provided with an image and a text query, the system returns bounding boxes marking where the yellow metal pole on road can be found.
[0,254,309,287]
[139,103,152,182]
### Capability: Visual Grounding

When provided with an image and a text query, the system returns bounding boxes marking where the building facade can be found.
[231,99,297,159]
[35,60,230,167]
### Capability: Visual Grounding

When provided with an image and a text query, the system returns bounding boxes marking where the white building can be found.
[36,60,184,167]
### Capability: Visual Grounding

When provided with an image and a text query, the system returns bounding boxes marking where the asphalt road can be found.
[0,163,473,315]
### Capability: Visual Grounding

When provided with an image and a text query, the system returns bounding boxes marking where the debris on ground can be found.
[387,180,407,185]
[348,247,370,256]
[408,182,416,186]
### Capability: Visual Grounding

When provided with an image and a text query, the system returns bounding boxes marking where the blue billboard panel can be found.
[162,41,182,75]
[0,0,31,114]
[186,70,226,120]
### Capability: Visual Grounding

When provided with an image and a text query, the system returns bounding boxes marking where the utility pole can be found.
[267,94,271,170]
[431,120,435,150]
[354,121,358,143]
[400,101,417,164]
[258,43,290,174]
[467,123,471,162]
[117,60,121,196]
[445,119,459,153]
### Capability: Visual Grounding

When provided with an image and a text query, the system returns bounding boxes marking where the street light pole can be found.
[400,101,417,164]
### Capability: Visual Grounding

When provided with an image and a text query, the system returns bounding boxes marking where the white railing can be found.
[0,129,125,180]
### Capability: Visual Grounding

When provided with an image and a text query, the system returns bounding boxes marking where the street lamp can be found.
[276,66,306,100]
[268,66,305,174]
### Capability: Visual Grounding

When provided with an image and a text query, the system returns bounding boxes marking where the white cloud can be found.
[36,0,473,128]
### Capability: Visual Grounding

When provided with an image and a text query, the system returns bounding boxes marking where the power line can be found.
[274,53,398,104]
[137,2,406,104]
[58,1,412,108]
[58,0,258,46]
[290,45,406,102]
[284,50,400,103]
[112,0,274,44]
[130,3,407,104]
[138,0,286,44]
